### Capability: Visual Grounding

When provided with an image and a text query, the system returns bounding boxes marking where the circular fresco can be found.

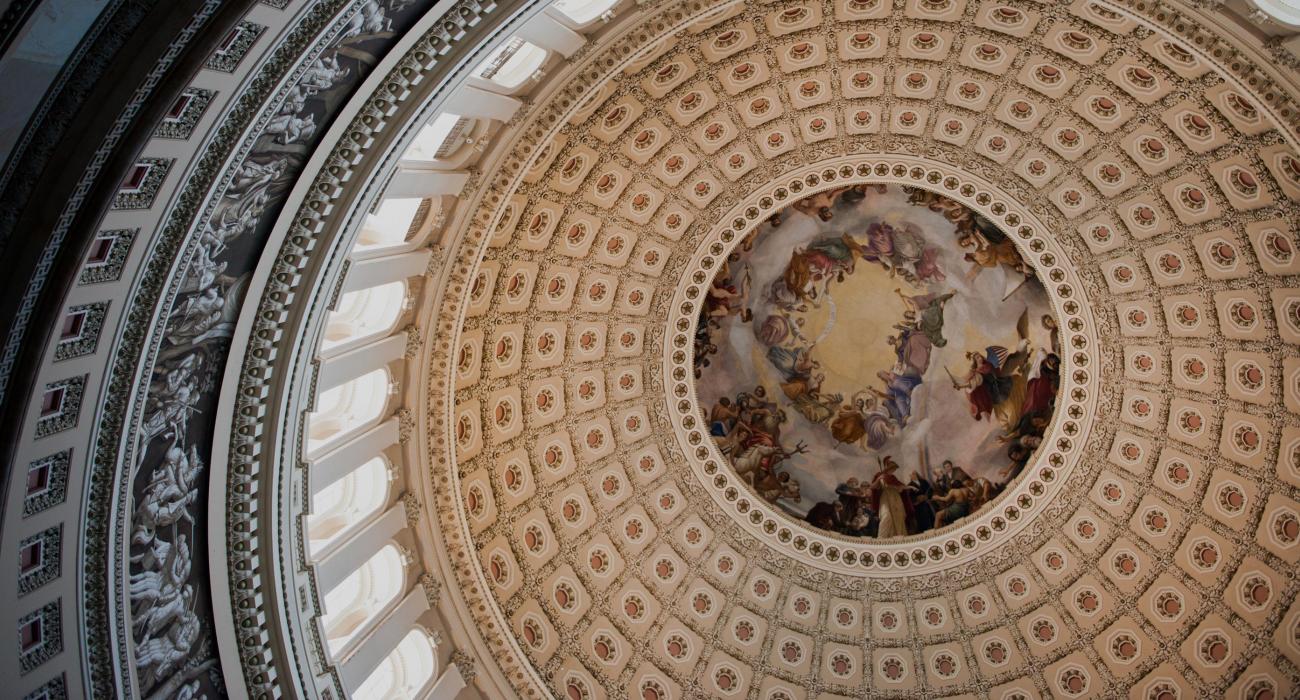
[694,184,1061,540]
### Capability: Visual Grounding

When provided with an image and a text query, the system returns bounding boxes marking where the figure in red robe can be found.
[869,457,915,537]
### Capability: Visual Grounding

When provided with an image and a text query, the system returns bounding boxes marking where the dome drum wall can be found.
[1,0,1300,698]
[0,0,569,697]
[208,3,577,699]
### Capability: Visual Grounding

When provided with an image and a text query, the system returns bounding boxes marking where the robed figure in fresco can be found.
[830,394,896,450]
[951,310,1033,431]
[869,457,915,538]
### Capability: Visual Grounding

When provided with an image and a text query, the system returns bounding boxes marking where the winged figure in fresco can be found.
[949,309,1033,432]
[958,215,1029,280]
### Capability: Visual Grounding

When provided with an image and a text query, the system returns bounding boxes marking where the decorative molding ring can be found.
[663,156,1100,576]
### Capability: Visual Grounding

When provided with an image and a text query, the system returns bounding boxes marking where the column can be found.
[309,418,399,497]
[339,590,430,691]
[516,13,585,57]
[315,505,405,591]
[454,85,522,123]
[316,332,406,393]
[423,667,468,700]
[342,249,432,293]
[387,165,469,198]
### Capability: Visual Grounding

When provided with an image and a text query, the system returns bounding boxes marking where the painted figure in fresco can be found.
[227,157,288,201]
[280,84,318,120]
[886,327,932,377]
[710,386,782,457]
[709,397,741,438]
[950,310,1034,430]
[132,438,202,547]
[872,366,923,426]
[266,111,318,145]
[931,477,995,528]
[896,289,954,347]
[755,470,801,504]
[143,354,203,442]
[954,343,1033,431]
[846,222,945,284]
[836,478,872,535]
[1002,443,1032,481]
[869,457,914,538]
[957,347,1012,421]
[764,345,840,424]
[741,384,778,418]
[907,185,1027,278]
[168,277,248,346]
[959,220,1028,279]
[1021,352,1060,422]
[934,459,972,495]
[838,183,888,205]
[830,393,896,451]
[1041,313,1061,353]
[181,241,227,295]
[756,312,791,345]
[301,52,351,91]
[705,262,751,326]
[780,234,861,304]
[792,185,851,221]
[906,470,936,533]
[135,607,201,690]
[134,581,195,642]
[883,289,953,376]
[731,440,807,485]
[176,680,204,700]
[129,533,191,605]
[341,0,392,39]
[805,499,843,530]
[763,279,806,314]
[202,191,267,256]
[906,186,970,224]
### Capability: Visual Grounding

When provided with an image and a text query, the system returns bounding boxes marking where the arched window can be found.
[475,38,549,91]
[406,113,476,162]
[323,281,407,352]
[307,456,391,555]
[1247,0,1300,29]
[307,368,391,454]
[351,627,439,700]
[320,544,406,656]
[551,0,619,25]
[356,197,425,251]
